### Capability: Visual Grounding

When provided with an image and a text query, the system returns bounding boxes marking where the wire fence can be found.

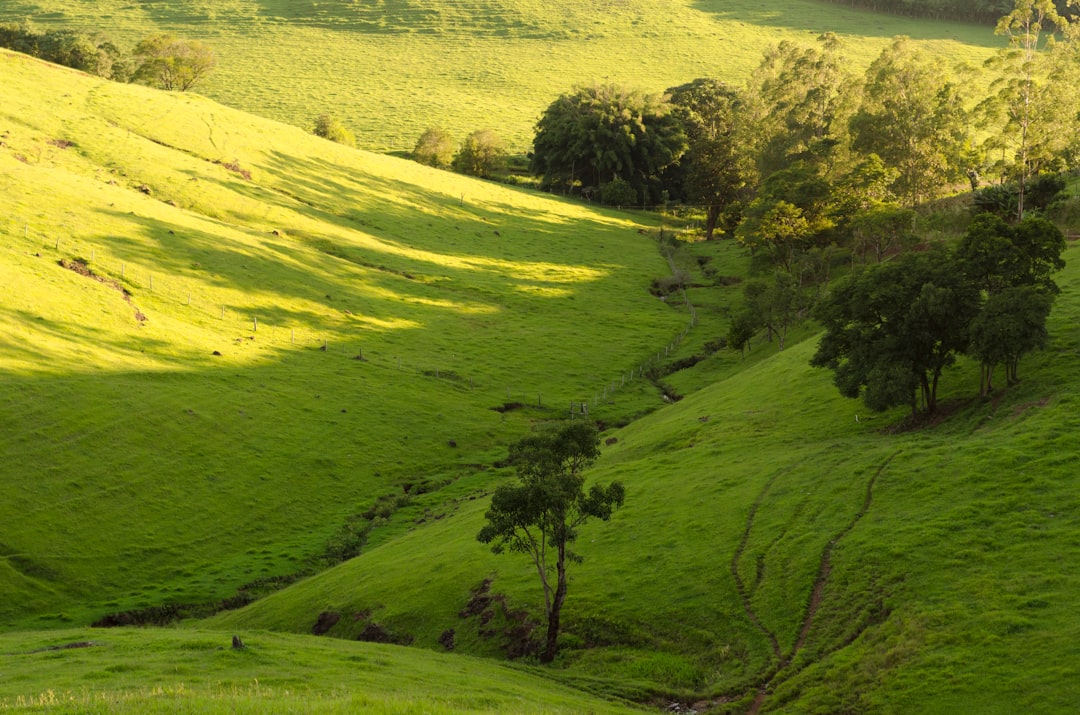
[6,221,699,418]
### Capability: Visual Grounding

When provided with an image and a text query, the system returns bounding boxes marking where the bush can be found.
[600,177,638,206]
[313,113,356,147]
[412,127,454,168]
[452,129,506,178]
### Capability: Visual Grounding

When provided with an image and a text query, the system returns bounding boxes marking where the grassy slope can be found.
[0,628,644,714]
[213,237,1080,712]
[0,0,998,151]
[0,48,690,628]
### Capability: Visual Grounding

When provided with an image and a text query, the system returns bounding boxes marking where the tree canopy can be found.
[131,34,216,91]
[530,83,687,202]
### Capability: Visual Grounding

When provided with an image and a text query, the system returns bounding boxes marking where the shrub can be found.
[599,177,638,206]
[412,127,454,168]
[452,129,506,178]
[313,113,356,147]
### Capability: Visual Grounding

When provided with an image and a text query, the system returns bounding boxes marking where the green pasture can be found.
[0,0,999,151]
[0,628,644,713]
[0,48,692,628]
[213,237,1080,711]
[3,4,1080,710]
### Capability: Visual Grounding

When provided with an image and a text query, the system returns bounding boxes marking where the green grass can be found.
[0,0,1001,151]
[0,48,691,628]
[4,7,1080,712]
[211,237,1080,711]
[0,628,645,713]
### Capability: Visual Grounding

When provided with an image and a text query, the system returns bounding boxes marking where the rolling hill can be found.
[3,3,1080,712]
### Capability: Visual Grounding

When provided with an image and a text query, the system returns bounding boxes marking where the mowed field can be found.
[0,0,1000,151]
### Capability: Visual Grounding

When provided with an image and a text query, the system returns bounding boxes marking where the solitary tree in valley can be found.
[478,422,624,664]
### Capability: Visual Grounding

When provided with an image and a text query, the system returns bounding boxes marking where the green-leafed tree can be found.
[312,113,356,147]
[478,422,624,664]
[979,0,1077,218]
[531,83,687,201]
[666,78,757,239]
[452,129,506,178]
[411,127,455,168]
[850,37,973,206]
[969,285,1053,394]
[727,311,758,359]
[958,213,1067,294]
[747,33,857,176]
[848,205,918,265]
[812,248,981,416]
[736,163,836,274]
[131,34,216,91]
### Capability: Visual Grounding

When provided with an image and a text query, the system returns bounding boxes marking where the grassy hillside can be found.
[0,627,644,713]
[0,0,999,151]
[0,47,695,629]
[212,237,1080,712]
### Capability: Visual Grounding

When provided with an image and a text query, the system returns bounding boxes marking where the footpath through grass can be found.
[0,0,999,151]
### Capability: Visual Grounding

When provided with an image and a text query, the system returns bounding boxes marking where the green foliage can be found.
[969,284,1053,392]
[748,33,856,175]
[0,20,130,79]
[531,83,687,200]
[850,37,973,206]
[979,0,1079,217]
[478,422,624,663]
[599,177,638,206]
[411,126,455,168]
[812,247,982,414]
[312,112,356,147]
[132,33,216,91]
[452,129,506,178]
[666,78,757,239]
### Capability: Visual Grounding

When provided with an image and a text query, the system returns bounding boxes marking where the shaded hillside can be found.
[0,47,688,628]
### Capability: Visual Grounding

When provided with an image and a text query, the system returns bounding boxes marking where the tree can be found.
[312,113,356,147]
[979,0,1076,218]
[736,163,836,273]
[850,37,973,206]
[848,205,918,264]
[812,248,981,416]
[411,127,455,168]
[666,79,757,239]
[968,285,1053,394]
[727,311,758,358]
[957,213,1066,294]
[477,422,624,664]
[131,34,216,91]
[530,83,687,200]
[747,33,857,176]
[453,129,506,178]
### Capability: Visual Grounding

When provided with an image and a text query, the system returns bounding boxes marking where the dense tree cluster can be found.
[0,21,215,91]
[811,215,1065,415]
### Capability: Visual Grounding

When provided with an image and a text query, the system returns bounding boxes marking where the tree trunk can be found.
[704,205,721,241]
[541,552,568,664]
